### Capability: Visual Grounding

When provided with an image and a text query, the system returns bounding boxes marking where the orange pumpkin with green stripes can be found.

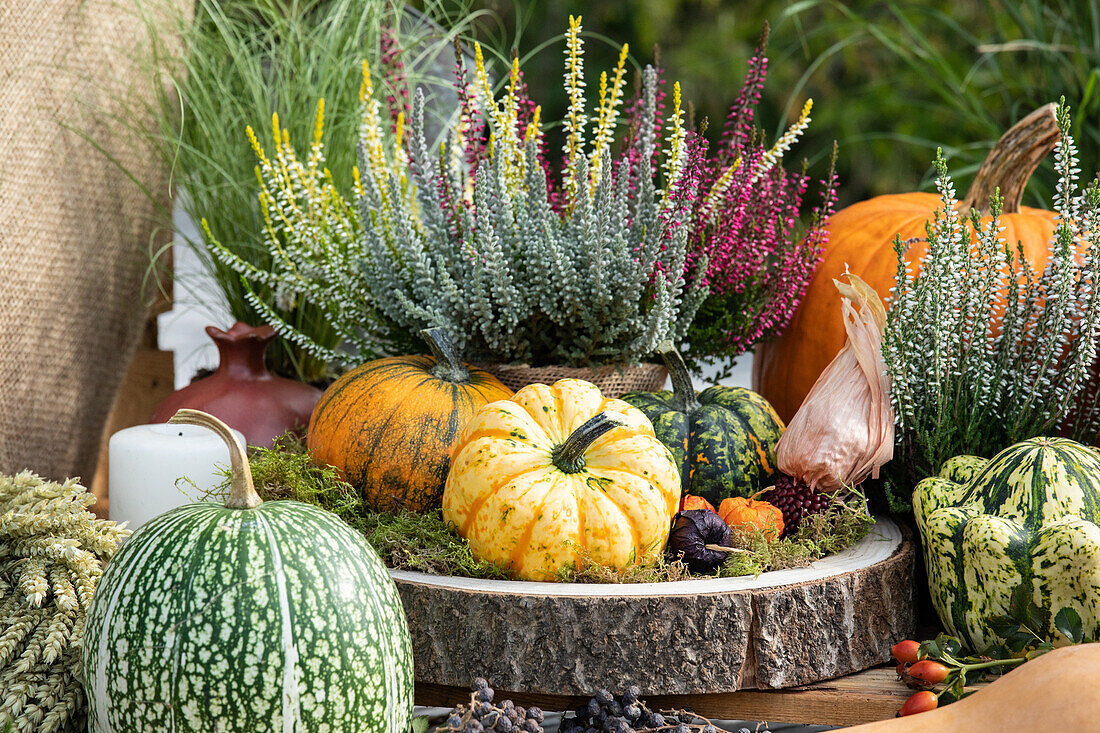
[442,379,681,581]
[307,329,512,513]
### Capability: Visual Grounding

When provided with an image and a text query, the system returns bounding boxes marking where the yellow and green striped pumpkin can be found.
[914,436,1100,651]
[83,411,413,732]
[622,343,785,505]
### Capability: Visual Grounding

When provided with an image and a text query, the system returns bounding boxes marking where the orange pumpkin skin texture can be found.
[754,106,1061,423]
[442,379,681,581]
[681,494,717,513]
[718,496,784,541]
[307,330,512,513]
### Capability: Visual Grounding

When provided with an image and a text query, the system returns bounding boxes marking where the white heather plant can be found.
[883,101,1100,505]
[209,18,710,368]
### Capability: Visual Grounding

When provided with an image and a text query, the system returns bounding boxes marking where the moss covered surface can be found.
[223,437,873,583]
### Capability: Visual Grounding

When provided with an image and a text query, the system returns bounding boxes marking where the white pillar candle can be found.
[108,423,247,530]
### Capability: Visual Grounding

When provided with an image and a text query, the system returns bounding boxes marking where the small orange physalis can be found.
[680,494,717,513]
[718,495,784,542]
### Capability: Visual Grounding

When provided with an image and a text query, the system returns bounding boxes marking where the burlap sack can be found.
[479,363,669,398]
[0,1,181,482]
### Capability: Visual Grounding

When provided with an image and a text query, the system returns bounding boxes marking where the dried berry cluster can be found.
[560,685,726,733]
[435,678,545,733]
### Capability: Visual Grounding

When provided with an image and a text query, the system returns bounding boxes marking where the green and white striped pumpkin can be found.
[913,437,1100,651]
[623,342,785,504]
[83,410,413,733]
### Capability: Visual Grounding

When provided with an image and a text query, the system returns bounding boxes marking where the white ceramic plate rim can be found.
[389,517,901,597]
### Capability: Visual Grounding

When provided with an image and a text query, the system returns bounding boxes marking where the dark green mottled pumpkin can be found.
[622,342,785,505]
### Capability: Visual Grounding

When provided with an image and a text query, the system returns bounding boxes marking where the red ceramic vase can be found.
[150,322,323,446]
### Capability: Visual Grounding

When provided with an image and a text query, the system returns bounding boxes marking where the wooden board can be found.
[395,519,916,697]
[417,666,990,728]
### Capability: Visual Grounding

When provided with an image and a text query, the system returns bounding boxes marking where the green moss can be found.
[356,509,509,579]
[230,439,872,583]
[243,435,363,526]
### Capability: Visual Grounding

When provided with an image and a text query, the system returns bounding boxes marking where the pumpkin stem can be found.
[552,412,624,474]
[656,341,699,413]
[421,328,470,383]
[168,409,261,510]
[749,486,775,502]
[961,103,1060,215]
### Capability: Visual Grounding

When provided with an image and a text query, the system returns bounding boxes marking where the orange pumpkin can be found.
[754,105,1061,422]
[718,495,784,542]
[681,494,717,513]
[307,328,512,512]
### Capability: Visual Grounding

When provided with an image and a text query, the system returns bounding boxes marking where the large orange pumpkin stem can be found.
[421,328,470,383]
[169,409,261,510]
[656,340,699,413]
[961,103,1060,215]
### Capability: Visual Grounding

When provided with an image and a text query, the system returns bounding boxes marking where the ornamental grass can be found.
[136,0,476,381]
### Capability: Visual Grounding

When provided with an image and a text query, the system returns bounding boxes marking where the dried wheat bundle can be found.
[0,472,129,733]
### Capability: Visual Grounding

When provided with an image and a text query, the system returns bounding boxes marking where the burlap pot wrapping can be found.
[0,1,182,481]
[479,363,668,398]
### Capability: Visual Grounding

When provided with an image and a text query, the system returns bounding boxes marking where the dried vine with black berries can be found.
[434,678,545,733]
[559,685,737,733]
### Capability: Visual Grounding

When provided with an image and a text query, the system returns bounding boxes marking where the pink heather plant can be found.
[379,24,411,132]
[682,28,838,376]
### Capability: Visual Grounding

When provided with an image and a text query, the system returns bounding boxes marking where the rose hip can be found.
[898,690,938,717]
[908,660,949,685]
[891,639,921,664]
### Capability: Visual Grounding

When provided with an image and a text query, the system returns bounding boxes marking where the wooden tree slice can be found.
[392,518,915,696]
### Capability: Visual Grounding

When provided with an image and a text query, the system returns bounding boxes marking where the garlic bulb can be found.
[775,272,893,491]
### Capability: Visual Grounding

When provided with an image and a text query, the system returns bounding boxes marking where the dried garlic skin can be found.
[775,273,893,492]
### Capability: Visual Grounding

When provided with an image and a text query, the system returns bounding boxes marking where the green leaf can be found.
[939,633,962,657]
[987,615,1033,652]
[938,688,962,705]
[411,716,430,733]
[1025,601,1048,633]
[987,614,1016,634]
[919,637,945,659]
[1054,607,1084,644]
[950,674,967,700]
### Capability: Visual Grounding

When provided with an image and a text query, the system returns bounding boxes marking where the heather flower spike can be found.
[682,23,837,370]
[776,272,894,491]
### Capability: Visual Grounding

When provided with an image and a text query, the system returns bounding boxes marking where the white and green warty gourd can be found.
[82,410,413,733]
[913,437,1100,651]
